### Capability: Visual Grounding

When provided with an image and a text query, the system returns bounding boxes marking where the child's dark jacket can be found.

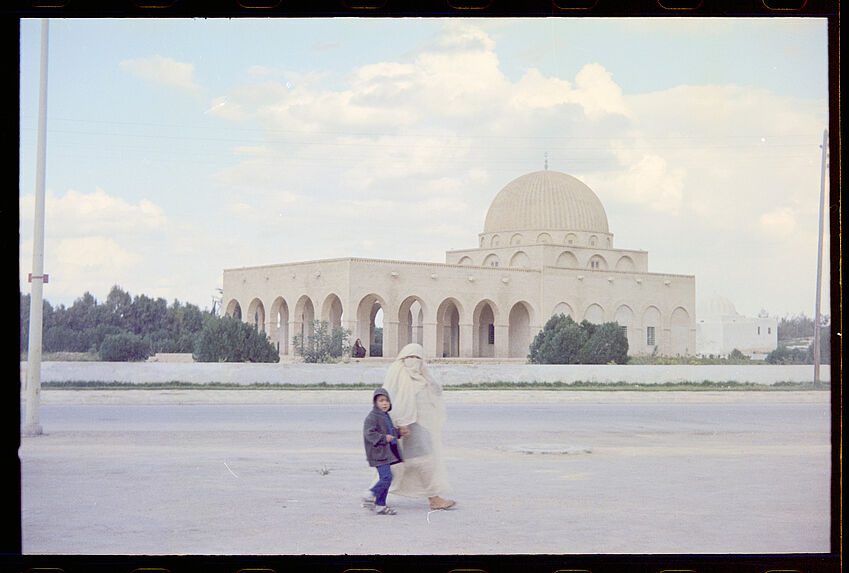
[363,388,403,467]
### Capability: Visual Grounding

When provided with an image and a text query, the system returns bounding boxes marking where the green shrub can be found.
[99,332,150,362]
[294,320,351,363]
[193,316,279,363]
[576,322,629,364]
[765,345,808,365]
[528,315,628,364]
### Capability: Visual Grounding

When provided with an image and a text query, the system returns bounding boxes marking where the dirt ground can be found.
[18,389,832,558]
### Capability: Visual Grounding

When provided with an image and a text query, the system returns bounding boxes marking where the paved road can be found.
[19,391,831,556]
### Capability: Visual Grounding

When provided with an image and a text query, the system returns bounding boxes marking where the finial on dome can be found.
[544,152,548,170]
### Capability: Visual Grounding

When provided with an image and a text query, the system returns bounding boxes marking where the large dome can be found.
[483,170,609,234]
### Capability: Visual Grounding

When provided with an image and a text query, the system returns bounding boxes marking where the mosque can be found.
[221,169,697,360]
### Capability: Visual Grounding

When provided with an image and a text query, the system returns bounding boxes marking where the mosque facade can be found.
[221,170,697,360]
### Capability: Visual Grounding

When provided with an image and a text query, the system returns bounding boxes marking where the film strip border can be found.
[2,556,844,573]
[4,0,842,14]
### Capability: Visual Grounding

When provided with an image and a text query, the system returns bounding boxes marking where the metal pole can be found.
[23,19,49,436]
[813,128,828,385]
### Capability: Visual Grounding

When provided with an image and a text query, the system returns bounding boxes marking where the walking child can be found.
[362,387,403,515]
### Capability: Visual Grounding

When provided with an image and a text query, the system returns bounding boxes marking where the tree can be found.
[193,315,279,363]
[528,314,587,364]
[370,327,383,357]
[293,320,352,363]
[164,300,208,353]
[777,313,816,341]
[104,285,133,327]
[575,321,629,364]
[127,294,168,337]
[529,314,628,364]
[765,345,808,365]
[99,332,150,362]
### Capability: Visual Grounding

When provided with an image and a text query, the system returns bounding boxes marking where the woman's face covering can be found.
[403,356,422,371]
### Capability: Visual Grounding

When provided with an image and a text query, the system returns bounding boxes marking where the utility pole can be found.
[813,128,828,386]
[23,19,49,436]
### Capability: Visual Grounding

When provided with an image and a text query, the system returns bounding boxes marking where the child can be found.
[362,387,402,515]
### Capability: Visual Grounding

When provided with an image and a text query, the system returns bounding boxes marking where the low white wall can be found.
[20,361,829,386]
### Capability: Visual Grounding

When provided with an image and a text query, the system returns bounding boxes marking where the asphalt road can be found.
[19,391,831,556]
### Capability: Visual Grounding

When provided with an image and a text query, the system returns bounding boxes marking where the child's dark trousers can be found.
[370,464,393,506]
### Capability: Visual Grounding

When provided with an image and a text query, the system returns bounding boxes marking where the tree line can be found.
[19,287,831,365]
[19,286,278,362]
[528,313,830,365]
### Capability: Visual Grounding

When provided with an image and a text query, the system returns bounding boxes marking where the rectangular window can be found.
[646,326,656,346]
[620,325,627,338]
[488,324,495,345]
[757,326,761,335]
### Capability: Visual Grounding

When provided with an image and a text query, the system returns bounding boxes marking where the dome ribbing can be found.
[483,170,609,235]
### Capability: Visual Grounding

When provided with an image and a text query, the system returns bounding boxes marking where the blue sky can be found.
[19,17,830,320]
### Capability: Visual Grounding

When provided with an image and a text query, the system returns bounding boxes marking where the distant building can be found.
[222,170,697,360]
[696,295,778,358]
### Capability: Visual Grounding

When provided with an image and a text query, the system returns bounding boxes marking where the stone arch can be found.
[556,251,579,268]
[436,298,463,358]
[357,294,386,357]
[225,299,242,320]
[458,256,473,266]
[564,233,578,245]
[491,234,501,247]
[588,254,608,271]
[508,301,533,358]
[270,297,290,355]
[398,295,427,349]
[643,305,662,351]
[670,306,691,356]
[537,232,552,244]
[583,303,605,324]
[552,302,574,319]
[615,256,635,272]
[473,299,498,357]
[614,304,634,326]
[247,298,266,332]
[293,295,315,344]
[509,251,530,268]
[510,233,523,246]
[589,235,599,247]
[483,253,501,268]
[321,293,344,329]
[614,304,635,347]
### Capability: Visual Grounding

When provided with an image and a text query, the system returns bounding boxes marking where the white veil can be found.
[382,343,451,498]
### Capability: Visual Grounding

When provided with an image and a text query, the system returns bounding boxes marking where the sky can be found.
[18,17,831,320]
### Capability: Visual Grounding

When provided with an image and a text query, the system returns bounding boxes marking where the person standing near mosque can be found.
[362,387,403,515]
[382,343,456,511]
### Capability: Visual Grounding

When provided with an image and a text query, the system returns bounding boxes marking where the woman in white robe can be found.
[383,343,456,510]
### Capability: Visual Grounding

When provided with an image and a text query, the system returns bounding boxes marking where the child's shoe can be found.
[361,495,376,510]
[375,505,397,515]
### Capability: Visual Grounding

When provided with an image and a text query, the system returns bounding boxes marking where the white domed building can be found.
[222,170,697,360]
[696,295,778,358]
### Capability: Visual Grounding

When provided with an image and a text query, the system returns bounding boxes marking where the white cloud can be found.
[760,207,798,236]
[20,188,166,238]
[18,187,228,307]
[603,153,685,216]
[572,63,631,119]
[21,19,826,320]
[54,236,140,276]
[120,55,200,92]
